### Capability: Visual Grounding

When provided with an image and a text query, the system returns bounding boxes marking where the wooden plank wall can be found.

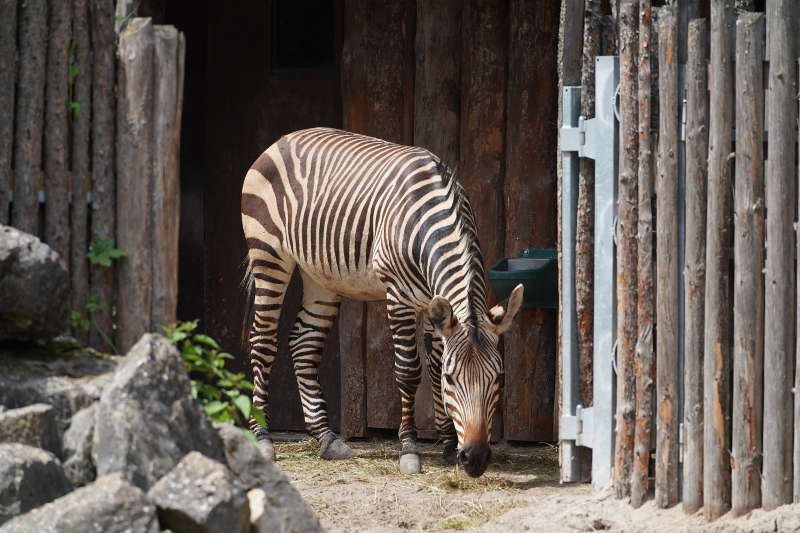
[340,0,560,442]
[3,1,184,354]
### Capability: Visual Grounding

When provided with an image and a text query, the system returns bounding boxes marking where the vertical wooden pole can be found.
[796,55,800,506]
[704,0,735,520]
[655,6,679,509]
[0,0,16,225]
[71,0,91,343]
[577,0,602,418]
[763,0,798,509]
[44,0,72,260]
[12,0,47,235]
[503,0,559,442]
[682,17,708,516]
[631,0,654,509]
[116,17,154,352]
[90,0,117,351]
[731,12,765,516]
[151,26,184,329]
[614,0,638,501]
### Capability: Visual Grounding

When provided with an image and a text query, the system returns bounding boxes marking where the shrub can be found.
[162,320,266,430]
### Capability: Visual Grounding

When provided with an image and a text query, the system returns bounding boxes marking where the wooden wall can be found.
[168,0,560,441]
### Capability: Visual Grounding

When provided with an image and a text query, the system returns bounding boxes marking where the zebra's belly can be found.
[299,264,387,301]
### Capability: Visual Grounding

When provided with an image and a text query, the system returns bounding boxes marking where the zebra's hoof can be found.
[443,444,458,465]
[320,438,354,460]
[257,437,276,461]
[399,453,421,474]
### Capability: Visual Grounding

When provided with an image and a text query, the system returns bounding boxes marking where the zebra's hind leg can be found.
[290,273,353,460]
[423,317,458,465]
[246,250,295,460]
[388,298,422,474]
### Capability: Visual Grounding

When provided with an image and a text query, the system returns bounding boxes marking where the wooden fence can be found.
[1,0,184,353]
[561,0,800,518]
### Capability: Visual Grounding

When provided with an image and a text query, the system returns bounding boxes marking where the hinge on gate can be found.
[559,405,595,449]
[678,422,684,463]
[560,115,587,154]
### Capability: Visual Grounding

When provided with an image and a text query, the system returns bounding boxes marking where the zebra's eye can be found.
[444,374,455,387]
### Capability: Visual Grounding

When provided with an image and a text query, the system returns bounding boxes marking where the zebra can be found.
[241,127,524,477]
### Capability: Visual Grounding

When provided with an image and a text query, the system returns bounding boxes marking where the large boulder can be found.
[147,451,250,533]
[62,403,96,486]
[0,404,61,456]
[0,473,158,533]
[93,334,225,489]
[0,443,72,525]
[215,423,323,532]
[0,346,119,435]
[0,225,68,342]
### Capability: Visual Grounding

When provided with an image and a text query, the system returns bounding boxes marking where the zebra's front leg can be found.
[387,299,422,474]
[290,275,353,460]
[423,319,458,464]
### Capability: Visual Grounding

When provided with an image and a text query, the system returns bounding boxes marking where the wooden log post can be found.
[413,0,462,438]
[576,0,603,478]
[655,6,679,509]
[731,12,765,516]
[151,26,185,329]
[630,0,654,509]
[0,0,16,225]
[116,17,154,352]
[704,0,735,520]
[614,0,638,501]
[681,17,708,516]
[503,0,559,443]
[763,0,797,509]
[90,0,118,351]
[796,55,800,505]
[12,0,47,235]
[44,0,71,260]
[70,0,91,343]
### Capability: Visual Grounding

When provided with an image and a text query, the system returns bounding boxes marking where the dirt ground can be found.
[274,435,800,532]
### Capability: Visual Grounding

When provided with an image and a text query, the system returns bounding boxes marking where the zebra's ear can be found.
[486,284,524,336]
[428,296,460,338]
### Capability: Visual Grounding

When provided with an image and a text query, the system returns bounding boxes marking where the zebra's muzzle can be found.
[458,442,492,478]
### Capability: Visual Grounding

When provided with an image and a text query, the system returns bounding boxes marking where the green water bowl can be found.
[487,248,558,309]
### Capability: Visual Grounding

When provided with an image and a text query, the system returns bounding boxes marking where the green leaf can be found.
[251,406,267,429]
[68,101,82,118]
[86,297,103,314]
[193,334,220,350]
[233,395,252,420]
[203,401,227,416]
[87,238,126,267]
[68,62,80,82]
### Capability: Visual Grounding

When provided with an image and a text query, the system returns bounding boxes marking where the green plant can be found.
[162,320,266,430]
[87,238,126,266]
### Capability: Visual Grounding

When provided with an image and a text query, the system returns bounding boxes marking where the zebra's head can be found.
[427,283,524,477]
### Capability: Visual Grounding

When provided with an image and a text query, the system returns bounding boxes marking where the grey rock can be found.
[147,451,249,533]
[93,334,225,489]
[0,473,158,533]
[0,443,72,525]
[215,423,323,532]
[0,225,68,342]
[0,404,60,456]
[0,346,120,436]
[62,403,96,486]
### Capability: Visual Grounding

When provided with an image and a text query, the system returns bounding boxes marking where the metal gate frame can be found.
[559,56,619,490]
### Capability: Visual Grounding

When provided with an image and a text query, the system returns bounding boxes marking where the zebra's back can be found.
[241,127,453,303]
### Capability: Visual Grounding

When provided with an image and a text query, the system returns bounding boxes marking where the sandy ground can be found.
[274,436,800,533]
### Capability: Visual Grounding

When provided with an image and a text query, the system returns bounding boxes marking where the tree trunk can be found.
[614,0,638,501]
[630,0,654,509]
[90,0,117,351]
[681,17,708,516]
[731,12,765,516]
[704,0,735,520]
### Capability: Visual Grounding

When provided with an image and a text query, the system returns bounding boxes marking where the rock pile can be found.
[0,227,321,532]
[0,335,322,533]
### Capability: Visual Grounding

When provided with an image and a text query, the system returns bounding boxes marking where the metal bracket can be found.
[559,405,595,448]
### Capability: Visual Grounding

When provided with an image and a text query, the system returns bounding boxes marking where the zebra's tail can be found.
[240,256,256,354]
